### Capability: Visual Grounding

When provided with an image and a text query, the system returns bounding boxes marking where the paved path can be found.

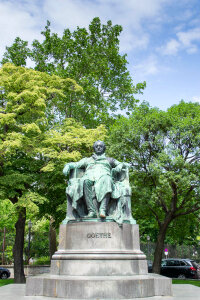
[0,283,200,300]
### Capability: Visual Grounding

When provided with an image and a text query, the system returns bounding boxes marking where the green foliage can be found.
[107,101,200,266]
[2,18,146,127]
[32,256,50,265]
[0,63,81,206]
[3,245,13,264]
[0,200,17,229]
[23,217,50,260]
[1,37,30,67]
[0,199,16,264]
[0,63,107,225]
[166,214,200,246]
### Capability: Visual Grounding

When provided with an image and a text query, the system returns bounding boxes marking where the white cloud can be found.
[0,1,42,40]
[160,27,200,56]
[43,0,166,29]
[177,28,200,47]
[120,31,149,52]
[192,96,200,103]
[187,45,198,54]
[161,39,181,55]
[133,56,160,79]
[0,0,44,58]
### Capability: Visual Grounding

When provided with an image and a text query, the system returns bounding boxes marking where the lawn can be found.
[172,279,200,287]
[0,279,14,287]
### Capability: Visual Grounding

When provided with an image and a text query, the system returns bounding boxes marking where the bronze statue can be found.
[63,141,135,224]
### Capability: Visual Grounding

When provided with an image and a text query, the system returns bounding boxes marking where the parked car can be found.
[160,258,200,279]
[187,259,200,279]
[0,267,11,279]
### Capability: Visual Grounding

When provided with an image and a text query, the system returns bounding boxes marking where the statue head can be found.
[93,140,106,155]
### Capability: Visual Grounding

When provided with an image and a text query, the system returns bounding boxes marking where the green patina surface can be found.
[63,141,135,225]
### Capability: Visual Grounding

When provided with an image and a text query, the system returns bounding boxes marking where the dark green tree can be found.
[166,213,200,247]
[1,37,30,67]
[107,101,200,274]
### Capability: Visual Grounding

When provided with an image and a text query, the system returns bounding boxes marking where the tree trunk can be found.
[152,215,173,274]
[13,207,26,283]
[49,217,57,259]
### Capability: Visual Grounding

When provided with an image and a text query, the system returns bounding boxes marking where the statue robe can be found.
[64,153,123,209]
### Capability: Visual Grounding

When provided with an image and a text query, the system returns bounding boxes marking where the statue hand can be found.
[113,165,122,173]
[124,162,131,169]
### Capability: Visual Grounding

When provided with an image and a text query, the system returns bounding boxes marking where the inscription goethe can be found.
[87,233,112,238]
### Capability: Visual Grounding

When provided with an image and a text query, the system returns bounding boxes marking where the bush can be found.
[32,256,50,265]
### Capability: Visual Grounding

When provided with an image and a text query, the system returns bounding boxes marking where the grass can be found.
[172,279,200,287]
[0,279,14,287]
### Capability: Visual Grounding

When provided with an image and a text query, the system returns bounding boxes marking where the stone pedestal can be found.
[26,222,172,299]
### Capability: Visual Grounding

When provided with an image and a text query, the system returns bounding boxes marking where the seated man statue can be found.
[63,140,135,224]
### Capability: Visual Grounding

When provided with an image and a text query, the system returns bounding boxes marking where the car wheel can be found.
[177,274,186,279]
[1,272,8,279]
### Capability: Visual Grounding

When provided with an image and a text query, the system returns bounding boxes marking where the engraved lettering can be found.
[87,232,112,238]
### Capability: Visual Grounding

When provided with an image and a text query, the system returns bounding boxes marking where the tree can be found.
[1,37,30,67]
[24,217,51,263]
[107,101,200,274]
[0,200,17,264]
[0,63,83,282]
[2,18,146,127]
[166,213,200,247]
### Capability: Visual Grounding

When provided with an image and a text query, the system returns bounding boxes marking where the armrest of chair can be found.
[112,167,129,183]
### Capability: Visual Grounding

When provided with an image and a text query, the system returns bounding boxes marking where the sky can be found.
[0,0,200,110]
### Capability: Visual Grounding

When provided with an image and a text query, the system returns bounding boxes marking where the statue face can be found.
[93,141,105,155]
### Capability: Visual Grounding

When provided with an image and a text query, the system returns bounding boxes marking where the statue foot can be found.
[87,212,96,218]
[99,211,106,218]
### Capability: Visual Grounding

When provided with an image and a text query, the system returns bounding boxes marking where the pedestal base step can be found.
[51,258,148,276]
[26,273,172,299]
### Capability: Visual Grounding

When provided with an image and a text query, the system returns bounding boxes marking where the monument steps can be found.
[26,273,172,299]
